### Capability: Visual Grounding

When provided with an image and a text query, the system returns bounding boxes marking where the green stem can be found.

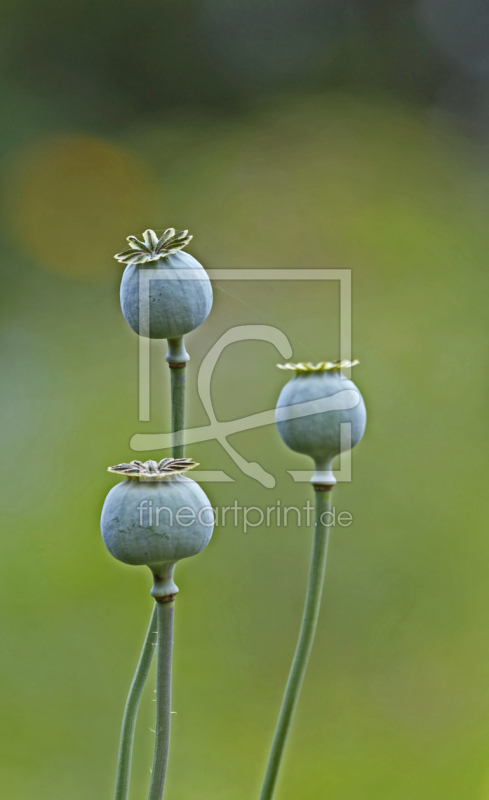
[114,605,158,800]
[166,335,188,459]
[147,600,175,800]
[259,488,333,800]
[113,337,187,800]
[143,337,185,797]
[170,365,186,458]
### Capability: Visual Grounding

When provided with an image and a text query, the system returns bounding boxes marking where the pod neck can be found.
[166,336,189,365]
[311,457,336,488]
[150,562,178,602]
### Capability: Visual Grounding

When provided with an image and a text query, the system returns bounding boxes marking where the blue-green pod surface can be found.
[275,361,366,485]
[116,228,213,340]
[100,459,214,599]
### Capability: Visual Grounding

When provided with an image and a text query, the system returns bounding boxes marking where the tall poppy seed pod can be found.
[275,361,366,486]
[100,458,214,601]
[115,228,213,357]
[259,363,366,800]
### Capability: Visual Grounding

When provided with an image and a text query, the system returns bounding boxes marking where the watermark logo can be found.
[131,269,354,487]
[136,499,353,534]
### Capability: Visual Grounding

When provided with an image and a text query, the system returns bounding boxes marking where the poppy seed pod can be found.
[275,361,366,486]
[115,228,213,343]
[100,458,214,601]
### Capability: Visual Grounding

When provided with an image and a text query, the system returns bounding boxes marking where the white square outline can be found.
[136,268,352,483]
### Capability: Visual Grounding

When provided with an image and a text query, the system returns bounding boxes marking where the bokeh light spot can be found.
[6,135,159,278]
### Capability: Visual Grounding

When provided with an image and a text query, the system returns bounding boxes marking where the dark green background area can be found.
[1,2,489,798]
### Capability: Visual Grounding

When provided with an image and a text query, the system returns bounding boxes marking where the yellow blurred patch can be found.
[5,135,160,278]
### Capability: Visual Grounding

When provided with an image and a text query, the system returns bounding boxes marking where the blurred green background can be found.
[1,1,489,798]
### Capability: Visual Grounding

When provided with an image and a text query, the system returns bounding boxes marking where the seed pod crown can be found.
[108,458,197,479]
[277,360,359,372]
[115,228,193,266]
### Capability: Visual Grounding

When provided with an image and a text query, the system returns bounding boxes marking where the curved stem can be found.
[114,605,158,800]
[147,600,175,800]
[259,488,333,800]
